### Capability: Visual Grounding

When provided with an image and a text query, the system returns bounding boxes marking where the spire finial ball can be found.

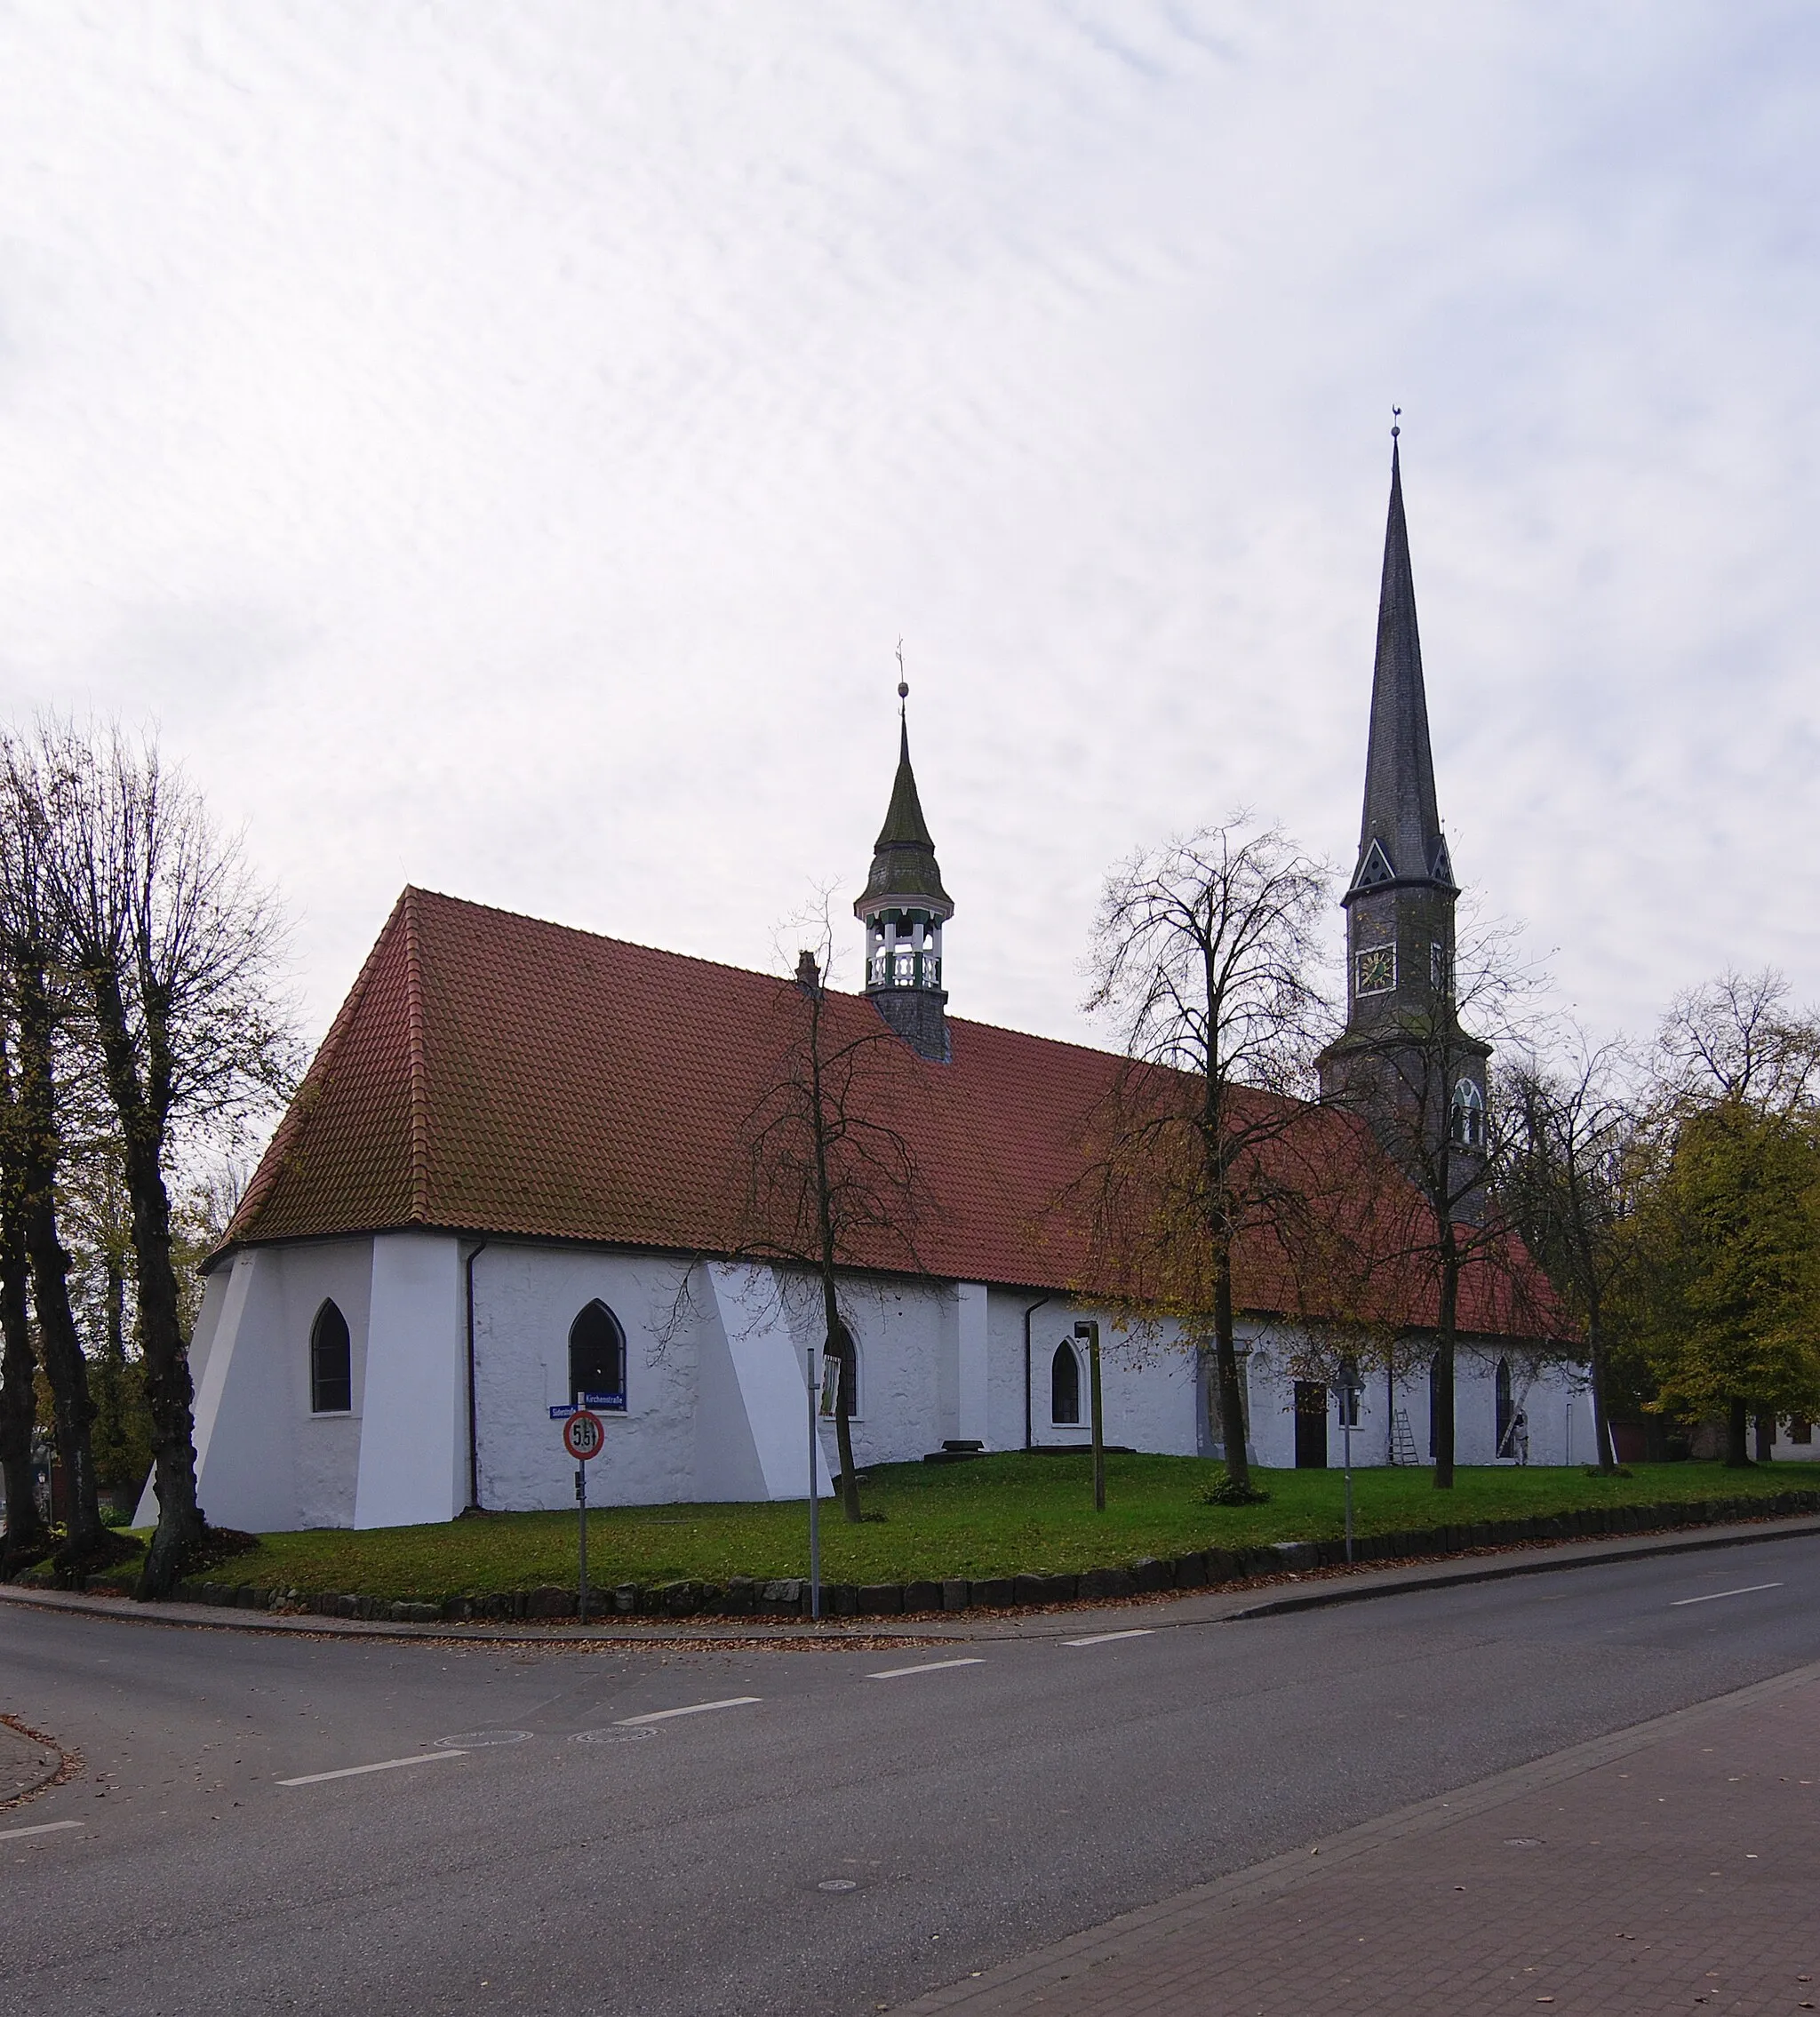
[898,681,909,700]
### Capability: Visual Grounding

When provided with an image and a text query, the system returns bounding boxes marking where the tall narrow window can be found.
[1427,1350,1443,1460]
[569,1301,627,1410]
[310,1300,352,1414]
[1051,1342,1081,1426]
[1495,1358,1514,1455]
[1451,1078,1486,1150]
[819,1323,861,1419]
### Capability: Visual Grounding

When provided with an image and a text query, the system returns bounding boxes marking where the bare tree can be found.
[1080,822,1330,1498]
[737,914,933,1522]
[1324,912,1547,1488]
[1655,969,1820,1113]
[1502,1030,1641,1473]
[0,740,110,1561]
[41,726,299,1598]
[0,1032,45,1565]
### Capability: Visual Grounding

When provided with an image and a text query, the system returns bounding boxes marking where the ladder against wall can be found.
[1389,1409,1420,1466]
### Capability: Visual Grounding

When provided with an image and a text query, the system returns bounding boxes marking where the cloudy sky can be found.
[2,3,1816,1064]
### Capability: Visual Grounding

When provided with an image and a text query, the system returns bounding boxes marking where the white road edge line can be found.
[614,1696,763,1725]
[1670,1582,1784,1607]
[866,1658,986,1680]
[1064,1630,1157,1647]
[0,1819,84,1841]
[278,1750,468,1787]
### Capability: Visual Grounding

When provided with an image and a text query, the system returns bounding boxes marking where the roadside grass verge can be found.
[149,1456,1817,1602]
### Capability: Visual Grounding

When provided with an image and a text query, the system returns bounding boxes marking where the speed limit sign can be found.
[563,1410,605,1461]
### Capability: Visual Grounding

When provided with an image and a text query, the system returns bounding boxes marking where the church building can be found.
[144,448,1588,1534]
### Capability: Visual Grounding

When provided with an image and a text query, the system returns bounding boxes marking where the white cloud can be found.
[1,1,1816,1064]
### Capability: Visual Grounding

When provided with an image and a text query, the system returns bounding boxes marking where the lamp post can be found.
[1335,1365,1359,1565]
[807,1341,822,1620]
[1075,1319,1105,1513]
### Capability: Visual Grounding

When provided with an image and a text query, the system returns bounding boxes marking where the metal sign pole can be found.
[1343,1407,1354,1565]
[577,1457,588,1624]
[807,1343,821,1621]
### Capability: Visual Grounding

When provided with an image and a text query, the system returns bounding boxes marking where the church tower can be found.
[854,682,954,1063]
[1317,434,1489,1177]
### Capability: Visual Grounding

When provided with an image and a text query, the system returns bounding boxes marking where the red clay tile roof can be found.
[225,889,1561,1341]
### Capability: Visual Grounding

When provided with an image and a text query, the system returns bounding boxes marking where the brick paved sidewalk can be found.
[897,1661,1820,2017]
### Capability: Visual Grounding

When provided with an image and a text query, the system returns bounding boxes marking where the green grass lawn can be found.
[182,1455,1816,1602]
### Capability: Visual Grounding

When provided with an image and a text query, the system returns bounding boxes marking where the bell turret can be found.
[854,682,953,1062]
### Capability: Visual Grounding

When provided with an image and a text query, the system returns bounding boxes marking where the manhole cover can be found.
[817,1879,860,1893]
[434,1730,533,1749]
[1502,1837,1545,1848]
[571,1727,659,1745]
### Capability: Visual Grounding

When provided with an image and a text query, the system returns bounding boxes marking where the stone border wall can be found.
[113,1488,1820,1623]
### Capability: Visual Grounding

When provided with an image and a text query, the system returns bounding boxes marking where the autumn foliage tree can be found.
[738,922,932,1522]
[1080,822,1329,1499]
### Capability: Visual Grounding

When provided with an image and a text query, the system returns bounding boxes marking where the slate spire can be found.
[1347,435,1455,903]
[854,679,953,1062]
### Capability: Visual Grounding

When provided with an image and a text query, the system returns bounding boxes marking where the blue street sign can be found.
[548,1404,578,1419]
[579,1391,623,1410]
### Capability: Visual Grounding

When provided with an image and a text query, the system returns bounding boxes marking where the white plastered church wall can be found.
[137,1236,376,1533]
[472,1245,698,1511]
[354,1233,464,1528]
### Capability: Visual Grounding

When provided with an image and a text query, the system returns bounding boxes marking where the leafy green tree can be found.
[1625,1097,1820,1466]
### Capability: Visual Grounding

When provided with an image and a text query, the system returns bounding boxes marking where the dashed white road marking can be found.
[614,1696,762,1726]
[278,1750,468,1787]
[1064,1630,1157,1648]
[0,1819,84,1841]
[866,1658,986,1680]
[1670,1582,1784,1607]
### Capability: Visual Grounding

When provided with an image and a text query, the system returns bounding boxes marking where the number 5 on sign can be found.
[563,1410,605,1462]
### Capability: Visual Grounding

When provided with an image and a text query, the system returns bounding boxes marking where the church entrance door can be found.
[1294,1382,1328,1470]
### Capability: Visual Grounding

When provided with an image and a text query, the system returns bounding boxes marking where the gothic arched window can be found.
[310,1299,352,1414]
[569,1301,627,1410]
[1051,1342,1082,1426]
[1428,1350,1443,1460]
[1451,1078,1486,1150]
[1496,1357,1514,1455]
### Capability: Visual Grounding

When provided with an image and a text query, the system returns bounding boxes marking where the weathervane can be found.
[897,638,908,712]
[1391,404,1401,440]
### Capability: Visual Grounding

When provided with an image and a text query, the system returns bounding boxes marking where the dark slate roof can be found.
[857,719,954,911]
[222,888,1560,1342]
[1349,439,1456,899]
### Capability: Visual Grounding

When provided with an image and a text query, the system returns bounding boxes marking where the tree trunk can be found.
[1585,1297,1618,1474]
[1210,1242,1251,1491]
[832,1351,861,1525]
[1432,1236,1458,1489]
[84,970,202,1598]
[14,957,103,1548]
[819,1269,860,1525]
[0,1201,44,1561]
[1724,1395,1751,1469]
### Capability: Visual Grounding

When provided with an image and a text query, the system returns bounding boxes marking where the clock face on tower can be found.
[1355,944,1396,996]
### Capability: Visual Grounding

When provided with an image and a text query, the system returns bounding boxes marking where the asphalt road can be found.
[4,1535,1818,2017]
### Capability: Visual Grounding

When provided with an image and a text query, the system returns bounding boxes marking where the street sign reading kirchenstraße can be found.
[579,1391,620,1409]
[563,1410,606,1462]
